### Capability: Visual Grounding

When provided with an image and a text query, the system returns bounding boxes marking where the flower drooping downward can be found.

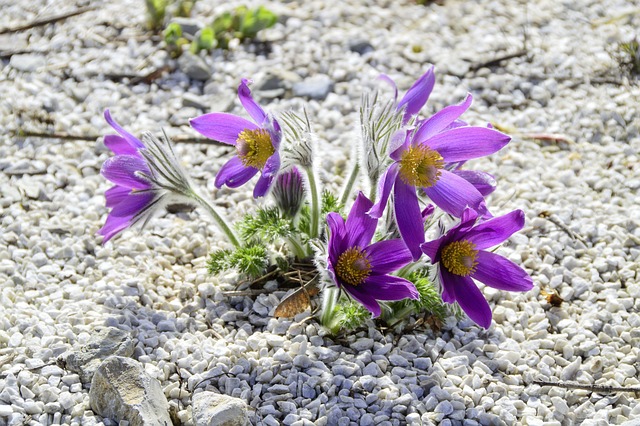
[98,110,194,242]
[326,193,419,317]
[421,208,534,328]
[368,93,511,260]
[190,79,282,197]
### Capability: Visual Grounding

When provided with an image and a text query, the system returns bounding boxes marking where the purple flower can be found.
[272,167,305,219]
[380,66,435,123]
[368,93,510,259]
[99,110,194,243]
[98,110,156,242]
[190,79,282,198]
[421,208,534,328]
[326,193,419,317]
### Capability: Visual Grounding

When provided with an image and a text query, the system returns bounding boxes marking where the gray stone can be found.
[59,327,135,384]
[292,74,334,100]
[178,53,212,81]
[182,93,209,110]
[191,391,249,426]
[349,40,374,55]
[89,356,171,426]
[10,54,46,72]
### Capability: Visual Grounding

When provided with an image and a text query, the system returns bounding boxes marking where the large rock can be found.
[292,74,334,100]
[178,52,212,81]
[89,356,172,426]
[58,326,135,384]
[191,391,249,426]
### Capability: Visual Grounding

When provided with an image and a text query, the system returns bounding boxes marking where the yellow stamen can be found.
[441,240,479,276]
[398,145,444,188]
[336,247,372,287]
[236,129,275,169]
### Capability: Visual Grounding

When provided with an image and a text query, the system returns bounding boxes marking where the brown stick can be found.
[0,6,96,35]
[533,379,640,395]
[469,50,529,72]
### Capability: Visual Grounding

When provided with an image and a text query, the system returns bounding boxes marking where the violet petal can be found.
[238,78,267,125]
[424,169,484,218]
[472,250,534,292]
[449,273,492,328]
[393,178,424,260]
[344,192,376,249]
[466,209,525,250]
[214,156,258,188]
[364,239,412,274]
[190,113,258,145]
[428,127,511,162]
[413,93,473,143]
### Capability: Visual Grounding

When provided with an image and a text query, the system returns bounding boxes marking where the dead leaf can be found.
[274,282,320,318]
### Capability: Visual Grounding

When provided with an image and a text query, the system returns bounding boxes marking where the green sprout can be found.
[145,0,168,32]
[207,243,268,279]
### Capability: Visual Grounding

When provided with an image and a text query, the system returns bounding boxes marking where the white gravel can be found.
[1,0,640,425]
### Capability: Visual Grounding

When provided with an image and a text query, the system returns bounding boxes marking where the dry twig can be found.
[0,6,95,35]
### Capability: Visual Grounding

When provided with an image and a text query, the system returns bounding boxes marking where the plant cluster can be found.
[160,5,277,57]
[98,69,533,333]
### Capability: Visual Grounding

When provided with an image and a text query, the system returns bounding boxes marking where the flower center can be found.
[398,145,444,188]
[236,129,275,169]
[335,247,372,287]
[441,240,479,276]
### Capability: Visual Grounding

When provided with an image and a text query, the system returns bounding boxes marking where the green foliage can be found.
[164,22,183,44]
[207,243,268,278]
[615,38,640,76]
[191,26,215,54]
[145,0,169,31]
[334,299,370,331]
[212,5,278,49]
[299,190,343,236]
[176,0,197,17]
[385,268,448,325]
[236,207,295,244]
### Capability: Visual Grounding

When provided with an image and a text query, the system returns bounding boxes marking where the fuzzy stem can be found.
[304,166,321,239]
[287,235,307,259]
[320,286,340,330]
[190,192,241,247]
[339,161,360,207]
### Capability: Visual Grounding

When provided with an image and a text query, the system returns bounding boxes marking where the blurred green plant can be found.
[615,38,640,76]
[162,5,277,56]
[146,0,169,32]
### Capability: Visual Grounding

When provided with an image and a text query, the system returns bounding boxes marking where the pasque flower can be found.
[368,93,510,259]
[190,79,282,198]
[326,192,419,317]
[421,208,534,328]
[98,110,193,242]
[380,66,435,123]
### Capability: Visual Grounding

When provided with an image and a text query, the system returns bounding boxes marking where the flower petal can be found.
[368,163,399,219]
[393,178,424,260]
[327,212,346,264]
[449,273,492,328]
[472,250,534,292]
[98,191,155,242]
[453,170,497,196]
[397,66,435,122]
[104,135,139,156]
[424,169,485,218]
[105,185,131,208]
[364,239,412,275]
[345,285,381,317]
[390,130,411,161]
[427,127,511,162]
[253,153,281,198]
[439,267,456,303]
[104,109,144,150]
[101,155,151,189]
[466,209,525,250]
[362,274,420,302]
[190,113,258,145]
[214,156,258,189]
[413,93,473,143]
[238,78,267,125]
[420,236,445,263]
[344,192,376,249]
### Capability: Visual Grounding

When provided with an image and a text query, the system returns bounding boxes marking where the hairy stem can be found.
[287,235,308,259]
[191,192,241,247]
[320,286,340,331]
[304,166,320,239]
[339,161,360,207]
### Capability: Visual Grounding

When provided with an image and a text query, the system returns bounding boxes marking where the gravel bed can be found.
[1,0,640,425]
